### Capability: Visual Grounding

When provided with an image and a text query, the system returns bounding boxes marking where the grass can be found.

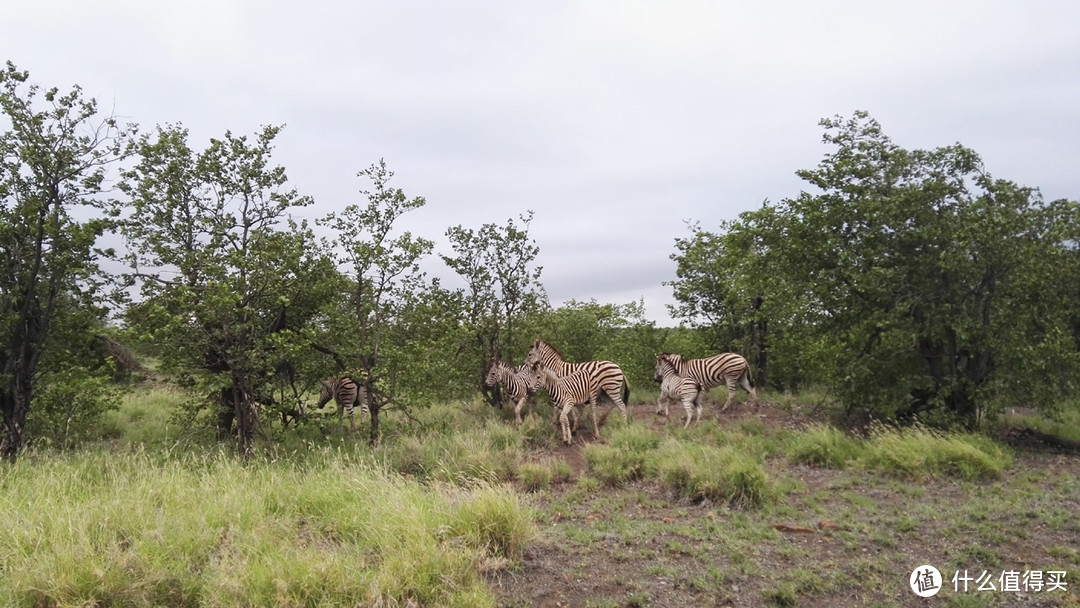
[0,447,535,608]
[783,422,1012,480]
[8,383,1078,607]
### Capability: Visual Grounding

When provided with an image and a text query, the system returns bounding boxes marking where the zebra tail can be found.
[622,379,630,405]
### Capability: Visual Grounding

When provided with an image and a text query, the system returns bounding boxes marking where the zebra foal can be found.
[654,354,705,428]
[663,352,756,411]
[317,376,369,432]
[529,361,599,444]
[483,357,537,424]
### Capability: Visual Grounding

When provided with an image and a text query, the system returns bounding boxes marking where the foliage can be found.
[443,212,546,406]
[669,111,1080,424]
[0,61,133,459]
[120,123,335,454]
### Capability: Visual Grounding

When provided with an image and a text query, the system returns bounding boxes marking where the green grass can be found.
[860,423,1012,480]
[786,423,864,468]
[654,440,776,508]
[0,448,535,608]
[101,386,190,445]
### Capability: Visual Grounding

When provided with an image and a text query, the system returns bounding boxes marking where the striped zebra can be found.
[663,352,756,411]
[484,357,537,424]
[525,339,630,431]
[529,361,598,445]
[654,354,704,428]
[317,376,369,432]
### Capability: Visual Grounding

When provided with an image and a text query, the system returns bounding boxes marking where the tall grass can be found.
[860,423,1012,480]
[654,440,776,509]
[0,448,535,608]
[783,422,1012,480]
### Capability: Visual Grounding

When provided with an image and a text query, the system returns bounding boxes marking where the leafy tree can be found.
[316,160,437,443]
[120,124,335,455]
[671,111,1080,425]
[443,211,545,406]
[0,62,132,460]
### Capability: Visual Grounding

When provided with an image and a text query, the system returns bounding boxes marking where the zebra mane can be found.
[658,353,686,373]
[532,339,566,360]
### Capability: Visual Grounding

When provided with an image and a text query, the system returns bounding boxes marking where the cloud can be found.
[2,0,1078,326]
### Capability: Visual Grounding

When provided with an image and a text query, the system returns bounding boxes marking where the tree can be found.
[0,62,132,460]
[443,211,545,406]
[317,160,436,443]
[670,111,1080,425]
[120,124,335,455]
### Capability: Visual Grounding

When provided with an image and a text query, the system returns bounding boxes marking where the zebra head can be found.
[525,339,543,365]
[663,353,687,375]
[483,358,502,388]
[528,360,560,392]
[655,354,678,382]
[317,378,336,408]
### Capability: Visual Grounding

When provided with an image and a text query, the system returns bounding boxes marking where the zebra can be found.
[483,357,537,424]
[529,361,599,445]
[654,353,705,428]
[317,376,369,432]
[662,352,756,411]
[525,339,630,432]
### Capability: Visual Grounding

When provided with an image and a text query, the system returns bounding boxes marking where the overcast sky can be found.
[3,1,1078,325]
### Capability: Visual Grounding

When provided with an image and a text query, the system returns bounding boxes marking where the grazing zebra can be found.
[525,339,630,431]
[654,354,705,428]
[483,357,537,424]
[317,376,369,432]
[529,361,598,445]
[662,352,756,411]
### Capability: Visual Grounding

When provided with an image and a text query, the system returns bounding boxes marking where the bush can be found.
[26,367,122,449]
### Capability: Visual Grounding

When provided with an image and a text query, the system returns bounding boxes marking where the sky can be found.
[3,1,1079,325]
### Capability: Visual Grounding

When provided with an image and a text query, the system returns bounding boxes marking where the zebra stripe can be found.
[530,361,598,445]
[662,352,757,411]
[525,339,630,429]
[317,376,369,431]
[484,357,536,424]
[654,354,704,428]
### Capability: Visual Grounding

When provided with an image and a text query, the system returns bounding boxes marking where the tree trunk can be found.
[0,387,29,462]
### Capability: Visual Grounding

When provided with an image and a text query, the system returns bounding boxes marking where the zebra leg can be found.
[721,378,737,412]
[682,395,694,428]
[560,404,573,445]
[694,393,703,424]
[740,372,758,408]
[656,395,667,417]
[589,394,601,439]
[514,396,527,425]
[610,383,629,423]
